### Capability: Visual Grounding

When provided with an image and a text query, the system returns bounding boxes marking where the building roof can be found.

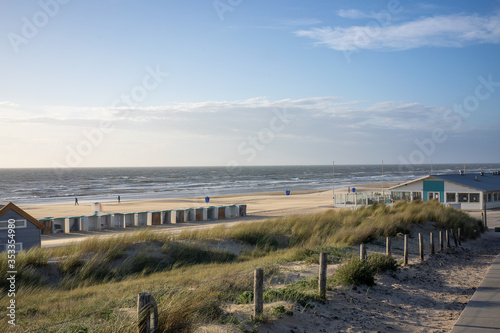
[431,173,500,192]
[0,202,45,229]
[390,173,500,192]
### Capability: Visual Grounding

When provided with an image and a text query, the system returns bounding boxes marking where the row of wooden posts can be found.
[362,228,464,265]
[136,228,464,332]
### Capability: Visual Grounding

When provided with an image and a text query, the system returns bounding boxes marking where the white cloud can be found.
[2,97,497,167]
[1,97,447,132]
[295,13,500,51]
[337,9,372,19]
[0,101,20,108]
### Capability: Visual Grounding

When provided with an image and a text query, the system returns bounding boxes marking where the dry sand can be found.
[23,190,336,220]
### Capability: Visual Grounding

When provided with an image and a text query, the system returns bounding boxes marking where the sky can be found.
[1,0,500,168]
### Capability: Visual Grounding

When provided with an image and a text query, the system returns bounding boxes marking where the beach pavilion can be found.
[389,171,500,210]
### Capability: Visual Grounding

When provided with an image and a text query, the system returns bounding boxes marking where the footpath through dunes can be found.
[32,190,336,248]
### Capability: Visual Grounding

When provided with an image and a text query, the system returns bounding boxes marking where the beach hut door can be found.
[428,192,440,201]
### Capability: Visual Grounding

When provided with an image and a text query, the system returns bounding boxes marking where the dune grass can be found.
[178,199,483,247]
[0,201,484,332]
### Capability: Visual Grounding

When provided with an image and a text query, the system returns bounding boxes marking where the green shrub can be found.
[366,253,398,273]
[333,258,375,286]
[264,279,321,306]
[272,305,293,318]
[237,291,254,304]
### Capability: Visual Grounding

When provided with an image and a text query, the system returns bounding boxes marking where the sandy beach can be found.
[22,183,399,220]
[22,184,399,248]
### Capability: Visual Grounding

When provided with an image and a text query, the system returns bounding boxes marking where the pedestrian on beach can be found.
[75,197,79,206]
[118,195,121,204]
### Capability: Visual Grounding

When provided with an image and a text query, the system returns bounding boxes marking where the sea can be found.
[1,163,500,206]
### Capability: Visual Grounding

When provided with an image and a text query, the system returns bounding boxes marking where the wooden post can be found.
[419,233,424,261]
[254,268,264,317]
[137,293,158,333]
[386,237,391,256]
[483,205,488,230]
[458,228,462,245]
[439,231,443,252]
[452,229,458,247]
[403,235,408,266]
[360,244,366,260]
[446,230,450,248]
[319,252,327,299]
[430,232,435,255]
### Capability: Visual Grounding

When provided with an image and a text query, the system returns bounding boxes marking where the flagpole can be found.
[382,160,384,198]
[332,161,335,207]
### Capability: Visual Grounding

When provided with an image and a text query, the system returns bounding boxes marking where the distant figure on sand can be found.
[118,195,121,204]
[75,197,79,206]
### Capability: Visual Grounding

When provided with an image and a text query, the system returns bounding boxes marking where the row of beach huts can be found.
[38,204,247,234]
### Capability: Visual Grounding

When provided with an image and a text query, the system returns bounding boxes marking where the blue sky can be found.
[1,0,499,168]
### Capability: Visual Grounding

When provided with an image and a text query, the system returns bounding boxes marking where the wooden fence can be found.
[133,228,466,332]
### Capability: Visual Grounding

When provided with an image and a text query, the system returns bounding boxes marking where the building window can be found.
[488,193,492,202]
[470,193,480,203]
[446,193,456,202]
[412,192,422,200]
[458,193,469,202]
[494,193,498,201]
[0,219,27,230]
[3,243,23,253]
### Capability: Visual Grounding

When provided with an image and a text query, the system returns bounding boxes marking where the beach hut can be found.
[390,172,500,210]
[207,206,217,220]
[161,210,171,224]
[0,202,45,252]
[218,207,226,219]
[124,213,135,228]
[65,216,82,232]
[238,204,247,217]
[99,214,113,229]
[174,210,185,223]
[134,212,148,227]
[86,215,100,231]
[195,207,207,221]
[78,216,90,231]
[112,213,125,228]
[182,209,193,222]
[225,205,238,219]
[52,217,66,233]
[38,217,53,235]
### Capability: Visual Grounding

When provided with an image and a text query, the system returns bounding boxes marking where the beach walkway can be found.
[451,211,500,333]
[450,254,500,332]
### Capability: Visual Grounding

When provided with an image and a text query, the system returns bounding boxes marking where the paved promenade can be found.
[451,210,500,333]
